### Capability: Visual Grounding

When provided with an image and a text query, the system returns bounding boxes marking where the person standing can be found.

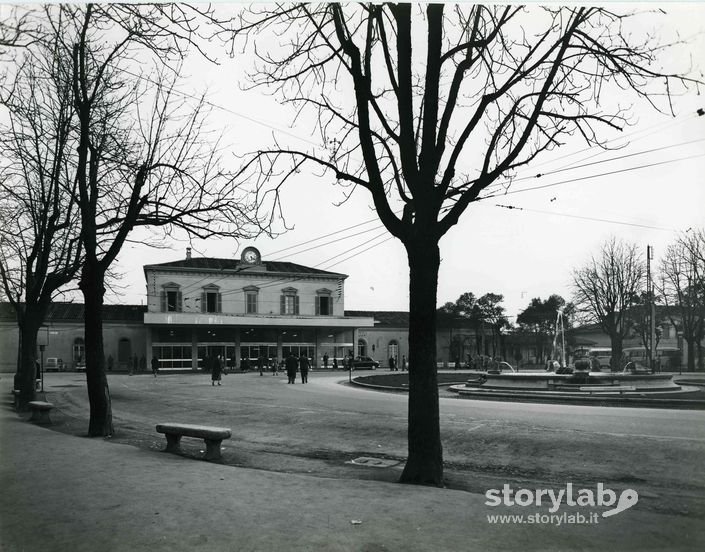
[299,355,310,384]
[389,356,396,371]
[332,357,338,370]
[151,355,159,378]
[323,353,329,370]
[285,351,298,384]
[401,355,407,371]
[212,355,223,386]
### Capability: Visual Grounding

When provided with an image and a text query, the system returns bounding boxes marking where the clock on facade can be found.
[241,246,261,264]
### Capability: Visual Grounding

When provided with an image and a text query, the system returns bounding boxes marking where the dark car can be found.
[351,356,379,370]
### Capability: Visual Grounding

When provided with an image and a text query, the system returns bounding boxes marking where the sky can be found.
[102,3,705,323]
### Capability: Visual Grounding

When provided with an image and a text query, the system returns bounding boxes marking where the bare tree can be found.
[660,229,705,371]
[225,4,697,485]
[573,238,645,371]
[0,31,82,409]
[45,4,268,436]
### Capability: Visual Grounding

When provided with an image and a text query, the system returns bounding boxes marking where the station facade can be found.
[143,246,375,370]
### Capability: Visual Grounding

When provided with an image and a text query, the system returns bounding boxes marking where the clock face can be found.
[242,247,260,264]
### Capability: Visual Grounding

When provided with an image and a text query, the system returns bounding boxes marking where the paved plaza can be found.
[1,371,704,551]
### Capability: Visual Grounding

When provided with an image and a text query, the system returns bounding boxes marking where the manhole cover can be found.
[348,456,399,468]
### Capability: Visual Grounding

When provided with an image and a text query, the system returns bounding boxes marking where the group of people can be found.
[285,352,310,384]
[388,355,407,371]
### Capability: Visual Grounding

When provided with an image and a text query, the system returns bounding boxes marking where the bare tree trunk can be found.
[610,334,623,372]
[685,338,696,372]
[400,240,443,486]
[80,262,113,436]
[17,313,41,410]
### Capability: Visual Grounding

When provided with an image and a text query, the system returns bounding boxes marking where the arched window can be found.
[357,338,367,358]
[73,338,85,364]
[388,340,399,362]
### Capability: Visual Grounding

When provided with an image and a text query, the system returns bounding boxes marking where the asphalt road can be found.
[45,370,705,522]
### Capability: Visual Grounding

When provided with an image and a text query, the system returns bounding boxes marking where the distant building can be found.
[0,302,146,373]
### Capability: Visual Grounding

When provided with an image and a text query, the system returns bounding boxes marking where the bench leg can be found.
[164,433,182,454]
[203,439,223,461]
[30,410,52,424]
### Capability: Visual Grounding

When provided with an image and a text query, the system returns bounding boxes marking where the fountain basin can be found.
[449,370,704,406]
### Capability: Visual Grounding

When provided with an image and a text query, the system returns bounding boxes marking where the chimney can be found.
[186,247,192,259]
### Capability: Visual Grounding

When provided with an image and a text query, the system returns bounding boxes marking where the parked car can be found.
[45,357,64,372]
[75,361,86,372]
[351,356,379,370]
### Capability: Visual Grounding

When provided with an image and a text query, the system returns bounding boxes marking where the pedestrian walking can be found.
[285,352,298,384]
[299,355,310,384]
[131,354,138,376]
[323,353,329,369]
[332,357,338,370]
[389,356,396,371]
[212,355,223,386]
[151,355,159,378]
[401,355,407,371]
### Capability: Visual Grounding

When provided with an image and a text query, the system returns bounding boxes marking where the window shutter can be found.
[177,291,183,312]
[280,295,285,315]
[201,292,206,313]
[217,293,222,313]
[315,296,320,315]
[160,291,166,312]
[295,295,300,315]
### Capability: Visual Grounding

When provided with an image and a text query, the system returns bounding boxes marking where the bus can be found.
[623,346,682,372]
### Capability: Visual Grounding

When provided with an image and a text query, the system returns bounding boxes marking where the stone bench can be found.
[156,423,232,461]
[28,401,54,424]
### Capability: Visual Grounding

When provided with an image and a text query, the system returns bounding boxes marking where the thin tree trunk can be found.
[399,240,443,486]
[80,262,113,436]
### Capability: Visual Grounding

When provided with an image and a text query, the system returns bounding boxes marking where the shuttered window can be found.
[161,287,182,312]
[280,289,299,315]
[201,287,222,313]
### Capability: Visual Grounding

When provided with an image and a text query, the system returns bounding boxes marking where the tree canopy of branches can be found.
[660,229,705,371]
[573,238,645,370]
[516,295,574,364]
[227,3,697,485]
[438,291,508,359]
[0,28,83,409]
[29,4,269,436]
